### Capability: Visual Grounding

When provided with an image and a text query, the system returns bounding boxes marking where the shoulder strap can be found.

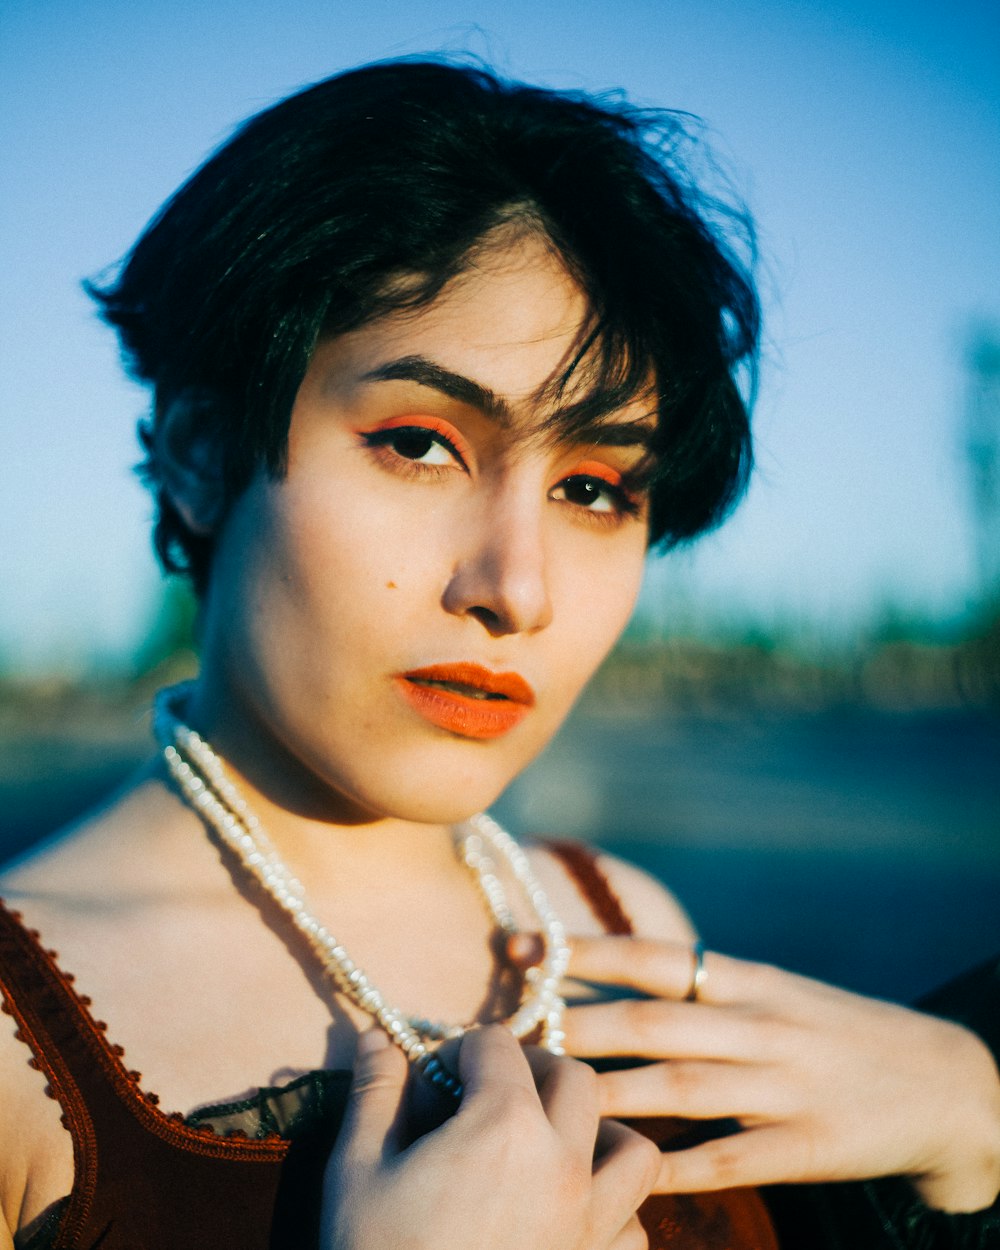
[542,840,634,936]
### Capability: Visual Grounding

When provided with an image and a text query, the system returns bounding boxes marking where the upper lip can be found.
[401,663,536,705]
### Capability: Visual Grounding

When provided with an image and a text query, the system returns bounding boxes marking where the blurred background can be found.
[2,0,998,1003]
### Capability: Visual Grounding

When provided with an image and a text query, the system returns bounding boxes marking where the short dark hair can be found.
[90,58,760,592]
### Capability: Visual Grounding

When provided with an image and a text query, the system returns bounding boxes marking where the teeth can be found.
[416,679,507,701]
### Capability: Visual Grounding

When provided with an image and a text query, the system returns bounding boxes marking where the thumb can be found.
[337,1028,409,1164]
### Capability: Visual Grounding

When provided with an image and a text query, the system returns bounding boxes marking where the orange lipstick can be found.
[396,664,535,740]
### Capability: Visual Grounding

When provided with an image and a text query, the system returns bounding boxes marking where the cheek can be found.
[550,540,646,678]
[271,473,390,585]
[253,475,444,650]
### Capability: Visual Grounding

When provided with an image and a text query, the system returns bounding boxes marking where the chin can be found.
[320,746,527,828]
[358,774,513,827]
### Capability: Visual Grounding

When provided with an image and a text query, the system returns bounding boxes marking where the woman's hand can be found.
[322,1024,661,1250]
[562,937,1000,1212]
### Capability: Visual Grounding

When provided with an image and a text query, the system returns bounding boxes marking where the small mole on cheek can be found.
[386,581,397,589]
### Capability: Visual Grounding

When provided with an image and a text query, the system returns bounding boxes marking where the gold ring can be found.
[685,940,707,1002]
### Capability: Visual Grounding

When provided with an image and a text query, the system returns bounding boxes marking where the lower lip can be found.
[395,679,530,740]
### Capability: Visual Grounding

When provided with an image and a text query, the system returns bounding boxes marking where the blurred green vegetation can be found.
[129,578,200,685]
[595,593,1000,713]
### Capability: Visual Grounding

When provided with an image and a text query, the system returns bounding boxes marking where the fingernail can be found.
[356,1028,389,1057]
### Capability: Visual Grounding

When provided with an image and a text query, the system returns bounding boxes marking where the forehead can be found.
[353,238,586,408]
[311,234,657,438]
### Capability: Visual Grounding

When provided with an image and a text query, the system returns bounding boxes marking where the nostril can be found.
[468,605,506,635]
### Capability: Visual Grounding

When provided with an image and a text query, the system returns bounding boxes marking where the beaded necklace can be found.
[153,685,569,1098]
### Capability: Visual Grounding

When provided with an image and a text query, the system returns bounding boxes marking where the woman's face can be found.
[194,234,653,825]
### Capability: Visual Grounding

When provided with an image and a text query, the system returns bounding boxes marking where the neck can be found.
[177,676,464,887]
[185,673,380,828]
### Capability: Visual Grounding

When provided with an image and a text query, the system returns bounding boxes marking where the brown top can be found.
[0,842,777,1250]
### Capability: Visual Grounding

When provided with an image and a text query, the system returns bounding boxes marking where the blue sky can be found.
[1,0,998,669]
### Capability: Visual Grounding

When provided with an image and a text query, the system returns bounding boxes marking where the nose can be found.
[441,484,553,637]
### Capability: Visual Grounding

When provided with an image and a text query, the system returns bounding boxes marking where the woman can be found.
[1,60,997,1249]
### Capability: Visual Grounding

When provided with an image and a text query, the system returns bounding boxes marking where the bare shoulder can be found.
[0,766,199,926]
[526,841,696,942]
[597,850,697,942]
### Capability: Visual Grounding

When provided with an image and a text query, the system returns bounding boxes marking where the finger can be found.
[567,936,744,1005]
[596,1058,780,1120]
[521,1046,601,1150]
[337,1028,410,1164]
[562,998,765,1061]
[456,1023,539,1104]
[519,1040,567,1089]
[653,1123,829,1193]
[591,1119,661,1238]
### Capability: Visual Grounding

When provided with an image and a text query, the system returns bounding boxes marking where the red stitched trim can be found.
[0,913,99,1246]
[540,840,635,936]
[0,981,97,1244]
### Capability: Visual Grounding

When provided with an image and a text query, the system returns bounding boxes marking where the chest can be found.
[19,872,544,1116]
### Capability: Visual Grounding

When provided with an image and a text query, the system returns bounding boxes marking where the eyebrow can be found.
[360,356,513,426]
[359,353,657,450]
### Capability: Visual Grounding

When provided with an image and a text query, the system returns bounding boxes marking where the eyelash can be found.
[549,473,643,527]
[360,420,645,525]
[360,420,470,477]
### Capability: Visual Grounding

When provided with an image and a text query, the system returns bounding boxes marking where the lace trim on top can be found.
[185,1067,351,1137]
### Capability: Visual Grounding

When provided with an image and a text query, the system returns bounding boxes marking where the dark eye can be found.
[389,428,443,461]
[363,425,464,468]
[552,474,636,515]
[561,477,610,509]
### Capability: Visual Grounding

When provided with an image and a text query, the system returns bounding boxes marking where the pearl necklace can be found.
[153,685,569,1097]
